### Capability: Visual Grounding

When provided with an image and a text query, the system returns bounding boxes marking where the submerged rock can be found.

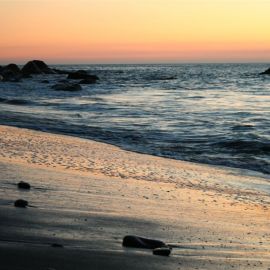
[21,60,55,75]
[17,181,31,190]
[41,80,50,84]
[79,78,97,84]
[52,82,82,91]
[260,68,270,75]
[14,199,28,208]
[153,247,171,256]
[122,235,167,249]
[67,70,99,82]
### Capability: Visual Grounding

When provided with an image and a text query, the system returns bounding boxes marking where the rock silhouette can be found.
[21,60,55,75]
[14,199,28,208]
[260,68,270,75]
[122,235,167,249]
[17,181,31,190]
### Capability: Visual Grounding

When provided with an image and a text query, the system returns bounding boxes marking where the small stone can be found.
[14,199,28,208]
[51,243,64,248]
[153,247,171,256]
[122,235,167,249]
[17,181,31,190]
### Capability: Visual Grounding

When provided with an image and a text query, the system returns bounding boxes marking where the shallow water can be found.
[0,63,269,174]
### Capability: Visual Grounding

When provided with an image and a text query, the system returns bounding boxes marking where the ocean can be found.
[0,63,269,175]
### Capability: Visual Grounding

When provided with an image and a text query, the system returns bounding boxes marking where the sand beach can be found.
[0,125,269,269]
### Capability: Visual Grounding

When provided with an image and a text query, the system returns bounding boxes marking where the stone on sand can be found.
[51,243,64,248]
[14,199,28,208]
[122,235,167,249]
[17,181,31,190]
[153,247,171,256]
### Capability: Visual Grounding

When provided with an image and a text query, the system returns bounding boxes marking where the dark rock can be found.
[67,70,99,82]
[79,78,97,84]
[0,63,22,82]
[122,235,167,249]
[41,80,50,84]
[52,68,72,75]
[153,247,171,256]
[4,64,21,74]
[17,181,31,190]
[0,75,3,82]
[51,243,64,248]
[14,199,28,208]
[21,60,55,75]
[260,68,270,75]
[58,79,69,83]
[52,82,82,91]
[158,76,177,80]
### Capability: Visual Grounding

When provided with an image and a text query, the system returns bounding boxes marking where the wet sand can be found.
[0,125,269,269]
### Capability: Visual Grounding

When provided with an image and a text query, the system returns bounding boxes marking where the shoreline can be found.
[0,125,269,269]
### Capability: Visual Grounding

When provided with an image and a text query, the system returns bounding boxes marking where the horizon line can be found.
[1,60,270,66]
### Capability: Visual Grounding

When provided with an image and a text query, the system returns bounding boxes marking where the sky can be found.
[0,0,270,64]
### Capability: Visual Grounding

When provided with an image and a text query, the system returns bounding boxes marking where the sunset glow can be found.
[1,0,270,63]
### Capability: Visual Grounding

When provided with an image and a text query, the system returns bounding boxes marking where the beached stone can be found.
[51,243,64,248]
[153,247,171,256]
[14,199,28,208]
[122,235,166,249]
[260,68,270,75]
[52,82,82,91]
[21,60,55,75]
[17,181,31,190]
[67,70,99,82]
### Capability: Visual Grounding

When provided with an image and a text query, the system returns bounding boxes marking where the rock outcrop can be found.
[0,63,22,82]
[260,68,270,75]
[21,60,55,75]
[52,82,82,91]
[67,70,99,82]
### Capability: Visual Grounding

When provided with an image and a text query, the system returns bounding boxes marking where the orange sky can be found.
[0,0,270,64]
